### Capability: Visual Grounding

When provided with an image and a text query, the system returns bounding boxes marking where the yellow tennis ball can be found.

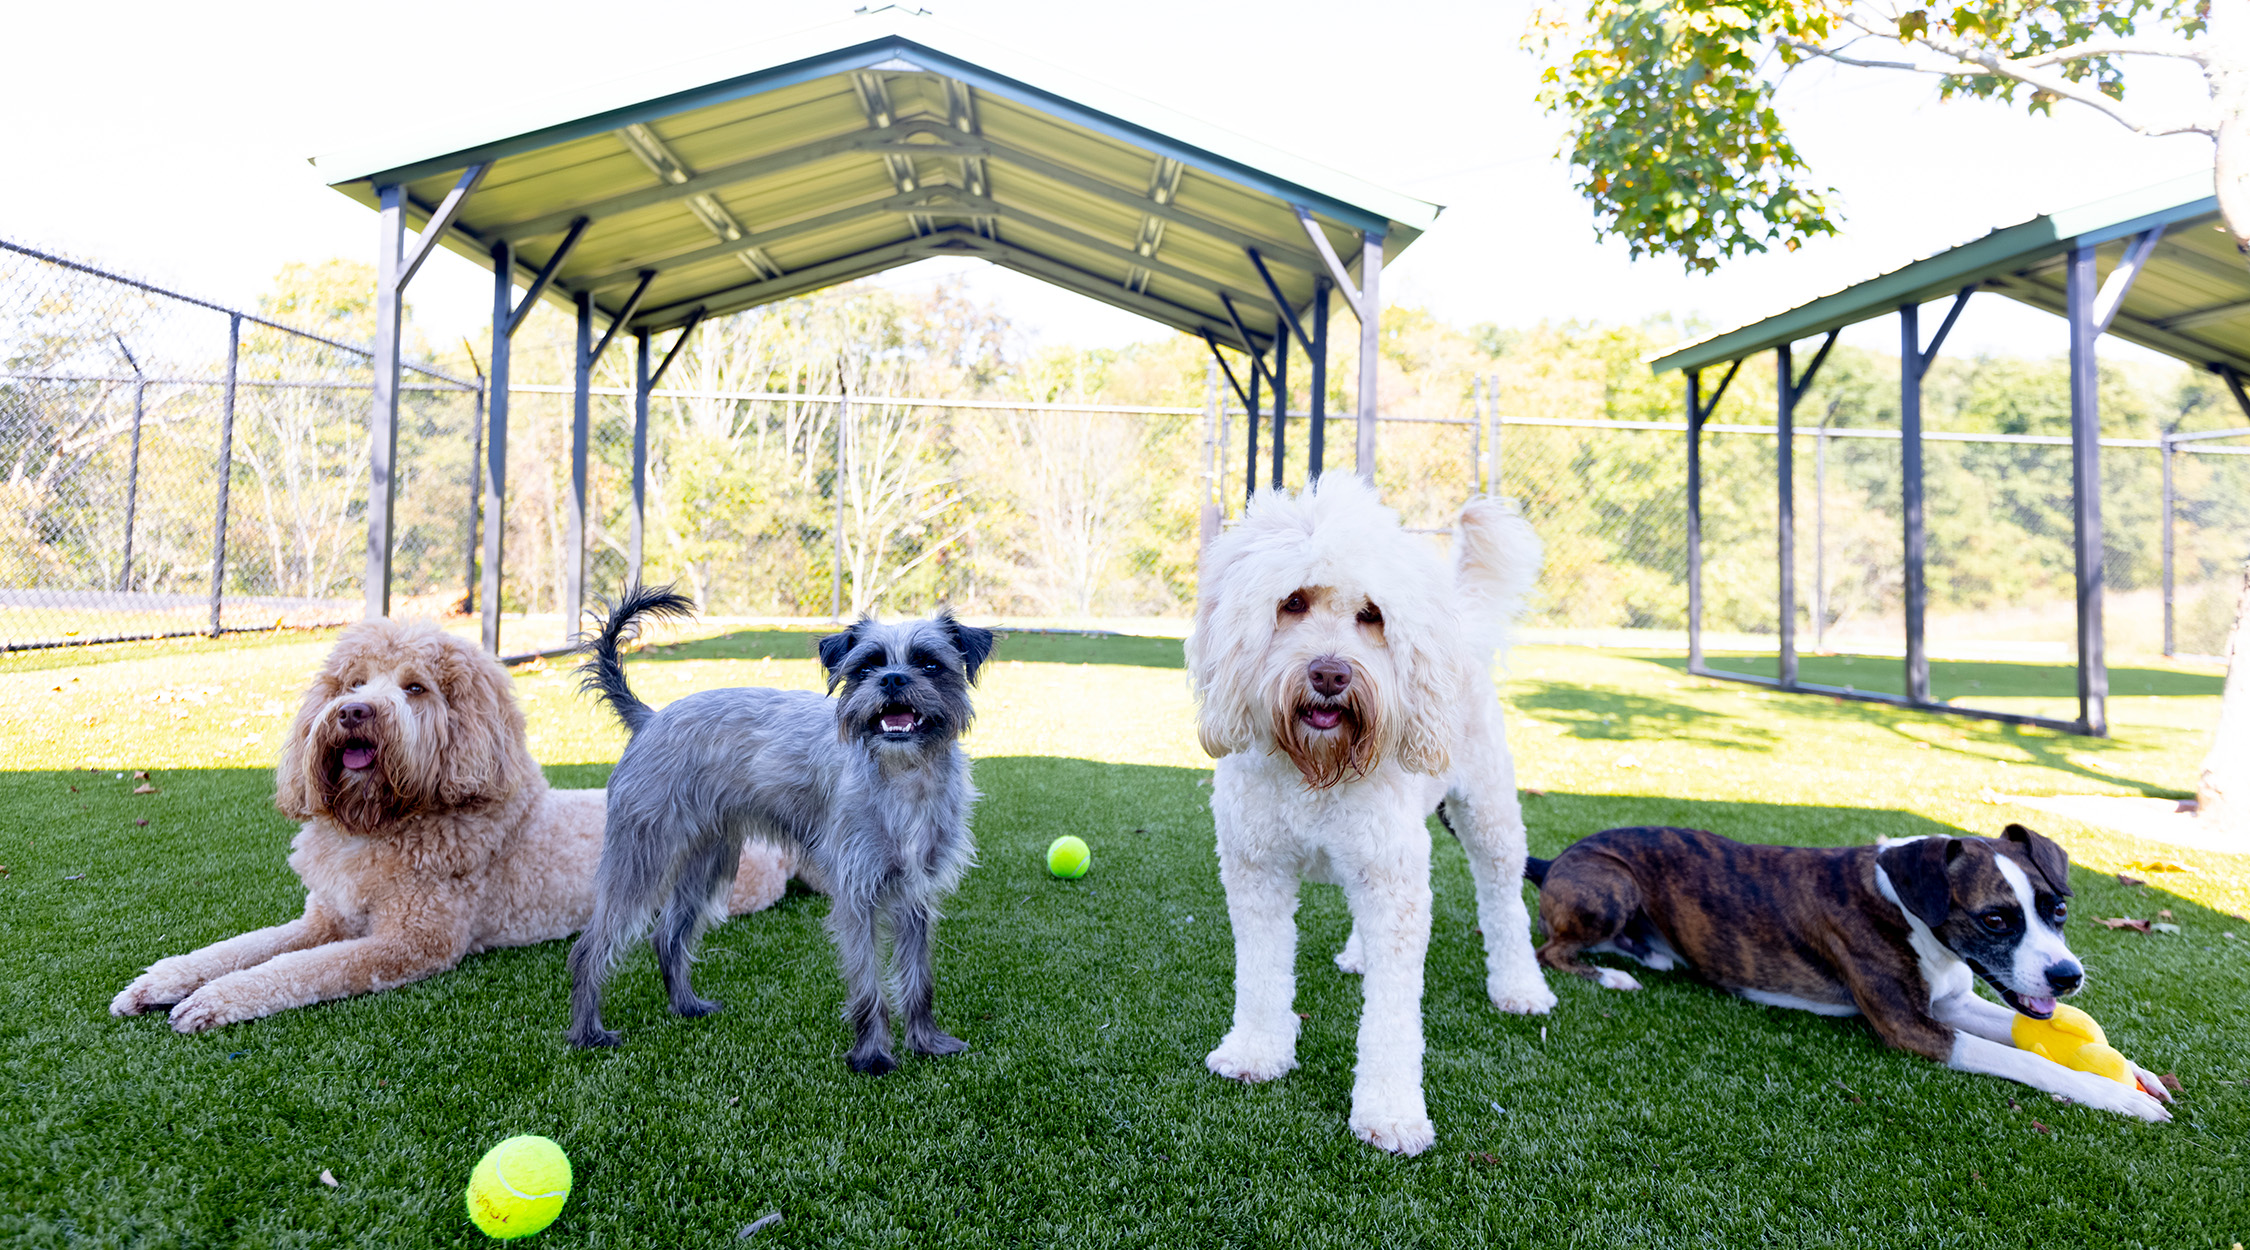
[465,1134,571,1239]
[1047,835,1090,879]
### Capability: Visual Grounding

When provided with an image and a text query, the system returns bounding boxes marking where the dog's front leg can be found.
[1443,782,1555,1014]
[112,907,346,1017]
[891,889,965,1059]
[827,898,895,1074]
[1935,992,2175,1106]
[1948,1032,2172,1121]
[1339,839,1437,1157]
[166,921,469,1034]
[1206,851,1302,1084]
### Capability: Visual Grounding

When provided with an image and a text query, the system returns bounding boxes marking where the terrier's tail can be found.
[576,583,697,735]
[1523,855,1553,887]
[1452,495,1544,659]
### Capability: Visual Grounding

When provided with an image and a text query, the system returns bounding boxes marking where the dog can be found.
[1185,476,1554,1157]
[1528,823,2174,1121]
[110,617,793,1033]
[566,584,992,1075]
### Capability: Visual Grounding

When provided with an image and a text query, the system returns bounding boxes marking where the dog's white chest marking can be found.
[1737,987,1859,1017]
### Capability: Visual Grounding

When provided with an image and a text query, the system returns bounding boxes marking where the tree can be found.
[1532,0,2250,834]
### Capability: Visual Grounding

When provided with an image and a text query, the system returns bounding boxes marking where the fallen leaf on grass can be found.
[132,784,157,795]
[0,865,9,878]
[134,819,148,827]
[2157,909,2174,921]
[2031,1121,2051,1134]
[2160,1073,2182,1092]
[2129,859,2199,875]
[62,874,83,881]
[2097,917,2152,932]
[132,770,149,780]
[738,1212,783,1238]
[2151,922,2181,935]
[1472,1152,1502,1166]
[319,1169,338,1188]
[2115,873,2144,887]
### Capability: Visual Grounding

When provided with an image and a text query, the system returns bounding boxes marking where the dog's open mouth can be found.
[339,740,377,772]
[2000,988,2058,1020]
[1298,705,1345,732]
[876,704,922,735]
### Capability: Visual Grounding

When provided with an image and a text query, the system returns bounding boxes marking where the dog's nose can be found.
[878,671,908,695]
[337,702,372,729]
[2044,961,2083,995]
[1307,658,1351,698]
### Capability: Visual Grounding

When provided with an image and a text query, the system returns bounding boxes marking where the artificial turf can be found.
[1,634,2245,1247]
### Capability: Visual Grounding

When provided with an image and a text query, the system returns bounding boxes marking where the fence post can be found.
[481,243,513,656]
[832,389,848,621]
[2160,429,2178,660]
[631,329,651,584]
[1488,373,1501,498]
[116,336,146,593]
[465,370,484,612]
[1777,343,1797,690]
[566,290,592,647]
[208,313,241,637]
[1470,375,1483,496]
[1687,369,1704,672]
[1814,420,1828,653]
[364,184,406,621]
[2066,243,2108,736]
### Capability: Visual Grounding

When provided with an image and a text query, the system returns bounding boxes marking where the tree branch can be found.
[2014,37,2211,69]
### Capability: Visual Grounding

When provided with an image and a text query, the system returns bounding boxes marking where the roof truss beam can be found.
[929,232,1268,349]
[1984,272,2250,374]
[615,121,782,279]
[629,236,950,329]
[489,121,980,242]
[398,163,489,289]
[1128,157,1184,294]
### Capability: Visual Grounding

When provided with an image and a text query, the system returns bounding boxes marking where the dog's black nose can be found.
[1308,658,1351,698]
[2044,961,2083,994]
[878,671,908,695]
[337,702,372,729]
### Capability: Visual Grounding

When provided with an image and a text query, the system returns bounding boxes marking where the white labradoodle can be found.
[1186,475,1553,1156]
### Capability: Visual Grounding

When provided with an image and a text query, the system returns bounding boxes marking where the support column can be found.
[567,289,592,646]
[1270,317,1288,490]
[1245,346,1261,504]
[364,184,406,620]
[210,313,241,636]
[1777,344,1797,689]
[465,374,484,611]
[631,329,651,584]
[1488,373,1502,497]
[118,346,145,592]
[1356,231,1383,483]
[1687,369,1704,672]
[1308,278,1328,480]
[1815,420,1828,653]
[1901,303,1929,704]
[2162,432,2176,657]
[481,243,513,655]
[2067,243,2108,735]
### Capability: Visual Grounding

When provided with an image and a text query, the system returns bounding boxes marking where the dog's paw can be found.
[848,1050,899,1076]
[1595,968,1643,992]
[1488,974,1558,1015]
[2127,1060,2174,1104]
[1206,1032,1297,1083]
[111,964,202,1017]
[568,1024,623,1049]
[672,996,725,1018]
[1350,1107,1437,1157]
[907,1029,969,1058]
[1333,932,1365,975]
[167,985,251,1035]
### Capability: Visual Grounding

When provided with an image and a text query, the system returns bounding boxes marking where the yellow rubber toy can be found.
[2011,1003,2133,1086]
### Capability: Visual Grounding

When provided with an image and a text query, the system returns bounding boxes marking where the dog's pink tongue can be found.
[1304,708,1343,730]
[2019,995,2057,1016]
[881,714,915,733]
[341,746,376,771]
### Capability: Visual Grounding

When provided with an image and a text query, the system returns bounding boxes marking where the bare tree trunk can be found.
[2215,0,2250,249]
[2198,558,2250,833]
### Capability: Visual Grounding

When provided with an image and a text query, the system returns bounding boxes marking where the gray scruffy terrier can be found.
[566,583,992,1073]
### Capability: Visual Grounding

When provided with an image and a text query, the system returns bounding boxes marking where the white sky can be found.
[0,0,2218,369]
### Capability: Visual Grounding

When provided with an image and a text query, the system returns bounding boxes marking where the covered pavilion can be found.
[1651,172,2250,737]
[312,8,1437,653]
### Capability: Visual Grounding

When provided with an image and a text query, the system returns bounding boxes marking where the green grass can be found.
[3,638,2247,1247]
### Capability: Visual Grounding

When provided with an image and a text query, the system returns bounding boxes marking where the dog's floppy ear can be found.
[1377,595,1471,777]
[817,619,869,692]
[434,637,533,807]
[272,675,332,821]
[1877,837,1958,931]
[936,607,995,683]
[1185,533,1261,759]
[2002,823,2073,897]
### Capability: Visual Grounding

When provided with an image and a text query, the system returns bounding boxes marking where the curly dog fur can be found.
[110,617,793,1033]
[1187,475,1553,1156]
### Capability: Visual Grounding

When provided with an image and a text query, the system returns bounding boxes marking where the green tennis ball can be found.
[465,1135,571,1240]
[1047,835,1090,879]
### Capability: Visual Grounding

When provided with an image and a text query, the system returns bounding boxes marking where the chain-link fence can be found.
[6,243,2247,663]
[1,240,480,648]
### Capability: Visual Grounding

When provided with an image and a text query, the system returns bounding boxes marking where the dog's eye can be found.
[404,683,426,696]
[1978,911,2012,934]
[2051,903,2067,925]
[349,680,366,691]
[856,664,877,678]
[1356,602,1383,626]
[922,663,940,674]
[1280,593,1308,614]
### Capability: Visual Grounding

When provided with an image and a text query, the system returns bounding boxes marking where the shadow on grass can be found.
[5,758,2246,1246]
[1655,651,2223,700]
[1510,681,1778,751]
[638,627,1186,669]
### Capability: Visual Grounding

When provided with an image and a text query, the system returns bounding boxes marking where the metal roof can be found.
[1650,172,2249,377]
[311,8,1437,348]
